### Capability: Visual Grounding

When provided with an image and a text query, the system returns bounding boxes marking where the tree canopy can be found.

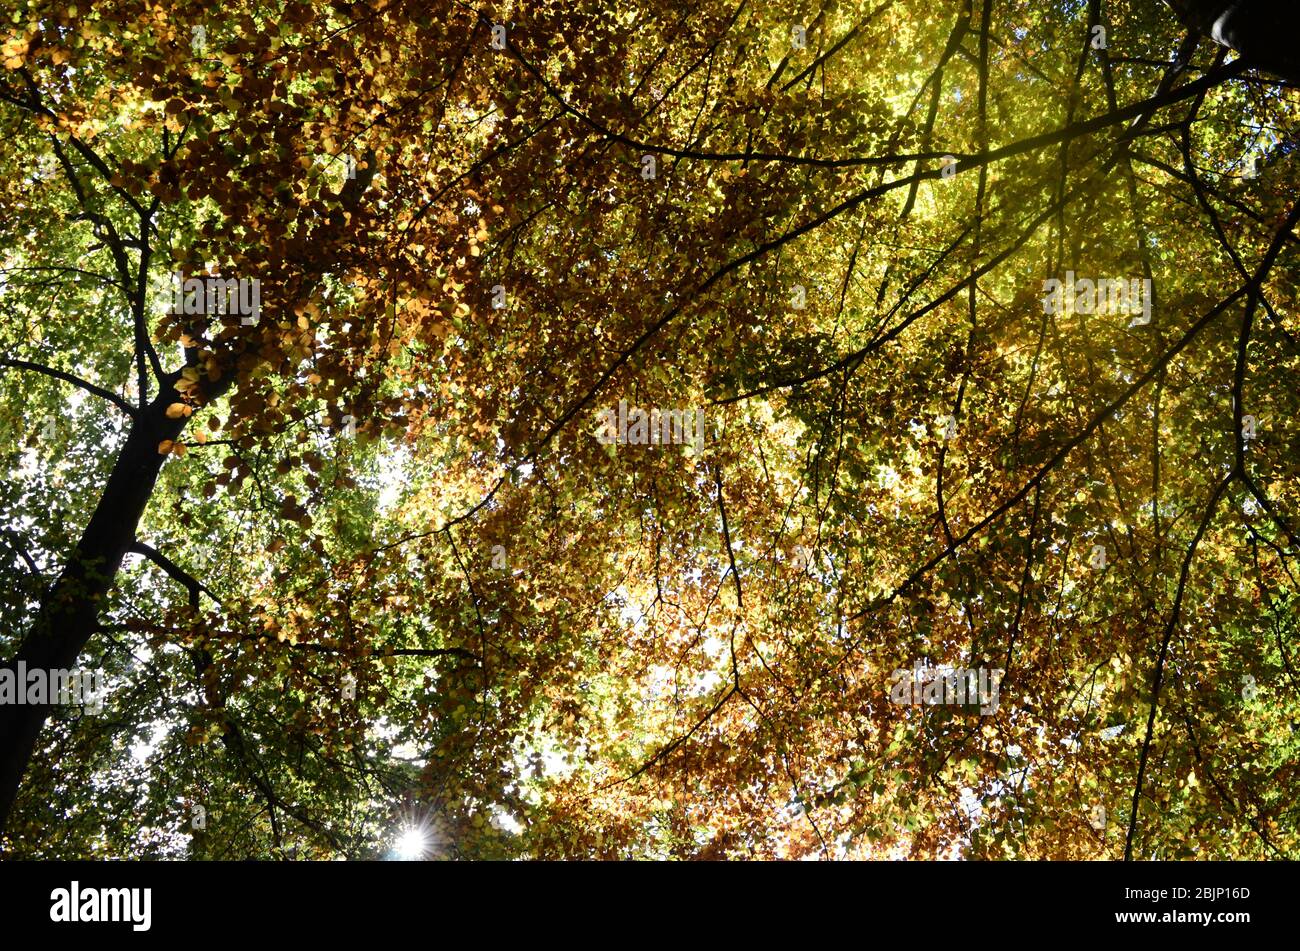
[1,0,1298,860]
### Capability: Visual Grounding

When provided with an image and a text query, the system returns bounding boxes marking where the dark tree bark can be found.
[1163,1,1300,82]
[0,374,186,836]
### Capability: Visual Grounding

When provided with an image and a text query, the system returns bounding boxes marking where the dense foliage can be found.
[1,0,1297,859]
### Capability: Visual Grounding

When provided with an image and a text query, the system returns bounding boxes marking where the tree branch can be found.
[0,358,136,418]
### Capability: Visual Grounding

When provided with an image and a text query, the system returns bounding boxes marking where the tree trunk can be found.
[0,373,185,837]
[1163,1,1300,82]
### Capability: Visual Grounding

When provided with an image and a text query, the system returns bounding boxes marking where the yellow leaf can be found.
[157,440,174,454]
[165,402,190,418]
